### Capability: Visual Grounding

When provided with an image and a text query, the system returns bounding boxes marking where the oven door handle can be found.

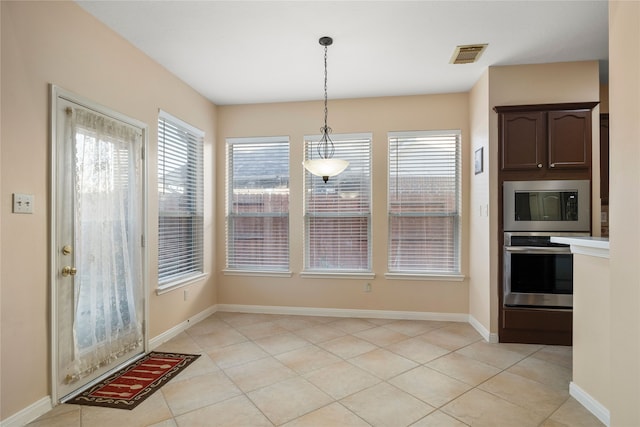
[504,246,571,254]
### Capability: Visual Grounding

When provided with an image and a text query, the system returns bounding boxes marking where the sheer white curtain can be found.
[69,108,143,379]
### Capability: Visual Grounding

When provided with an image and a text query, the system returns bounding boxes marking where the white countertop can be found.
[550,236,610,258]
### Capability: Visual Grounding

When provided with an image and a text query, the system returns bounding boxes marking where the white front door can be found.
[51,87,147,402]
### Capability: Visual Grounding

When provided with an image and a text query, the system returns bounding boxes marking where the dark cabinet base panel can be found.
[500,308,572,346]
[500,329,572,346]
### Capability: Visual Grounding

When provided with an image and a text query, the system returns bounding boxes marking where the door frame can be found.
[49,85,149,403]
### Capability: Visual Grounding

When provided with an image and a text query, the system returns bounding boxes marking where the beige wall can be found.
[489,61,602,234]
[468,70,493,336]
[216,94,471,314]
[464,61,600,338]
[573,3,640,423]
[482,61,601,336]
[609,1,640,425]
[572,254,610,408]
[0,1,217,419]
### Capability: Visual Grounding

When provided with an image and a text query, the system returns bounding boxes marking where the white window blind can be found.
[157,111,204,286]
[226,137,289,271]
[388,130,461,274]
[304,133,372,272]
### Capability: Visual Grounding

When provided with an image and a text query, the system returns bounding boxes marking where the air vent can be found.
[450,44,488,64]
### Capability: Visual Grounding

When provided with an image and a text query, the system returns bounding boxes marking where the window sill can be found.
[300,271,375,280]
[384,272,465,282]
[223,269,293,278]
[156,272,208,295]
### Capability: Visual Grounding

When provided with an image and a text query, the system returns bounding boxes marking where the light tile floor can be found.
[29,312,605,427]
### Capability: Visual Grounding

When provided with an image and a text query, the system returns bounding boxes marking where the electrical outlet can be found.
[364,283,372,292]
[13,193,34,214]
[184,289,189,301]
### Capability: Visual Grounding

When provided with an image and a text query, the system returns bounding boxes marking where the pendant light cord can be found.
[319,42,335,160]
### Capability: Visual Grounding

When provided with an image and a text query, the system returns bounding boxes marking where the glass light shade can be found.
[303,158,349,182]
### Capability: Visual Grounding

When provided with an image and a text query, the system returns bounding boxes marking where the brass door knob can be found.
[61,266,77,277]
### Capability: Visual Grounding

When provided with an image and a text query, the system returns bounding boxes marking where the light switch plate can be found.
[13,193,34,214]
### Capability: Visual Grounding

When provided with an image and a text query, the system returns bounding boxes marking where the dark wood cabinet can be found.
[495,102,598,346]
[501,308,572,345]
[600,113,609,237]
[500,111,545,171]
[547,110,591,169]
[600,113,609,203]
[496,102,597,179]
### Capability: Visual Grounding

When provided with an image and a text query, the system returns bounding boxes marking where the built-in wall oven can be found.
[503,232,587,308]
[503,180,591,309]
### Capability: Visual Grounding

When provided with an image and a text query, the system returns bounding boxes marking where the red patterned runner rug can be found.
[65,351,200,410]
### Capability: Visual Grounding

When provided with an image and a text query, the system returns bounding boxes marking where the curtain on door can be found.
[65,107,144,381]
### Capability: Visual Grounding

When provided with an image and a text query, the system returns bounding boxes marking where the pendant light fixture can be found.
[303,36,349,183]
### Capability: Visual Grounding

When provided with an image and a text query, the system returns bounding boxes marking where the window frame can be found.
[157,110,205,292]
[386,129,464,281]
[224,136,291,276]
[303,132,373,277]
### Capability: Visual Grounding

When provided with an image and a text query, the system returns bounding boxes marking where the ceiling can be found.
[76,1,608,106]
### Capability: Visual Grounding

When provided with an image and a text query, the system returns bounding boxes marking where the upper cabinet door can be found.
[547,110,592,170]
[500,111,546,171]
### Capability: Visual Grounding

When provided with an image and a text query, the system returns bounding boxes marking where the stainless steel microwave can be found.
[503,180,590,232]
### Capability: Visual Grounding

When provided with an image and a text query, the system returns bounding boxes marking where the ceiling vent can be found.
[450,44,488,64]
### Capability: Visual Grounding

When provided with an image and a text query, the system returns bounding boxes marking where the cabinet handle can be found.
[550,163,555,168]
[537,163,543,168]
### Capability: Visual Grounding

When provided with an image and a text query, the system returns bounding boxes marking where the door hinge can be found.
[141,234,145,247]
[141,147,145,160]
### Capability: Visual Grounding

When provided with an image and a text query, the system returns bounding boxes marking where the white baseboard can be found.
[149,305,217,349]
[468,315,498,343]
[570,381,610,427]
[219,305,500,343]
[0,396,52,427]
[216,304,469,323]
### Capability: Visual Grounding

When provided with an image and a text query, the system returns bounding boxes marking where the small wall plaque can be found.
[474,147,484,175]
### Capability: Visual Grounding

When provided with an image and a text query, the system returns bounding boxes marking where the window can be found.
[226,137,290,272]
[388,130,461,274]
[304,133,372,272]
[157,111,204,288]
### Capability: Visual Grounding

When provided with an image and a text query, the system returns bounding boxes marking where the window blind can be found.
[157,111,204,286]
[388,130,461,273]
[304,133,372,272]
[226,137,290,271]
